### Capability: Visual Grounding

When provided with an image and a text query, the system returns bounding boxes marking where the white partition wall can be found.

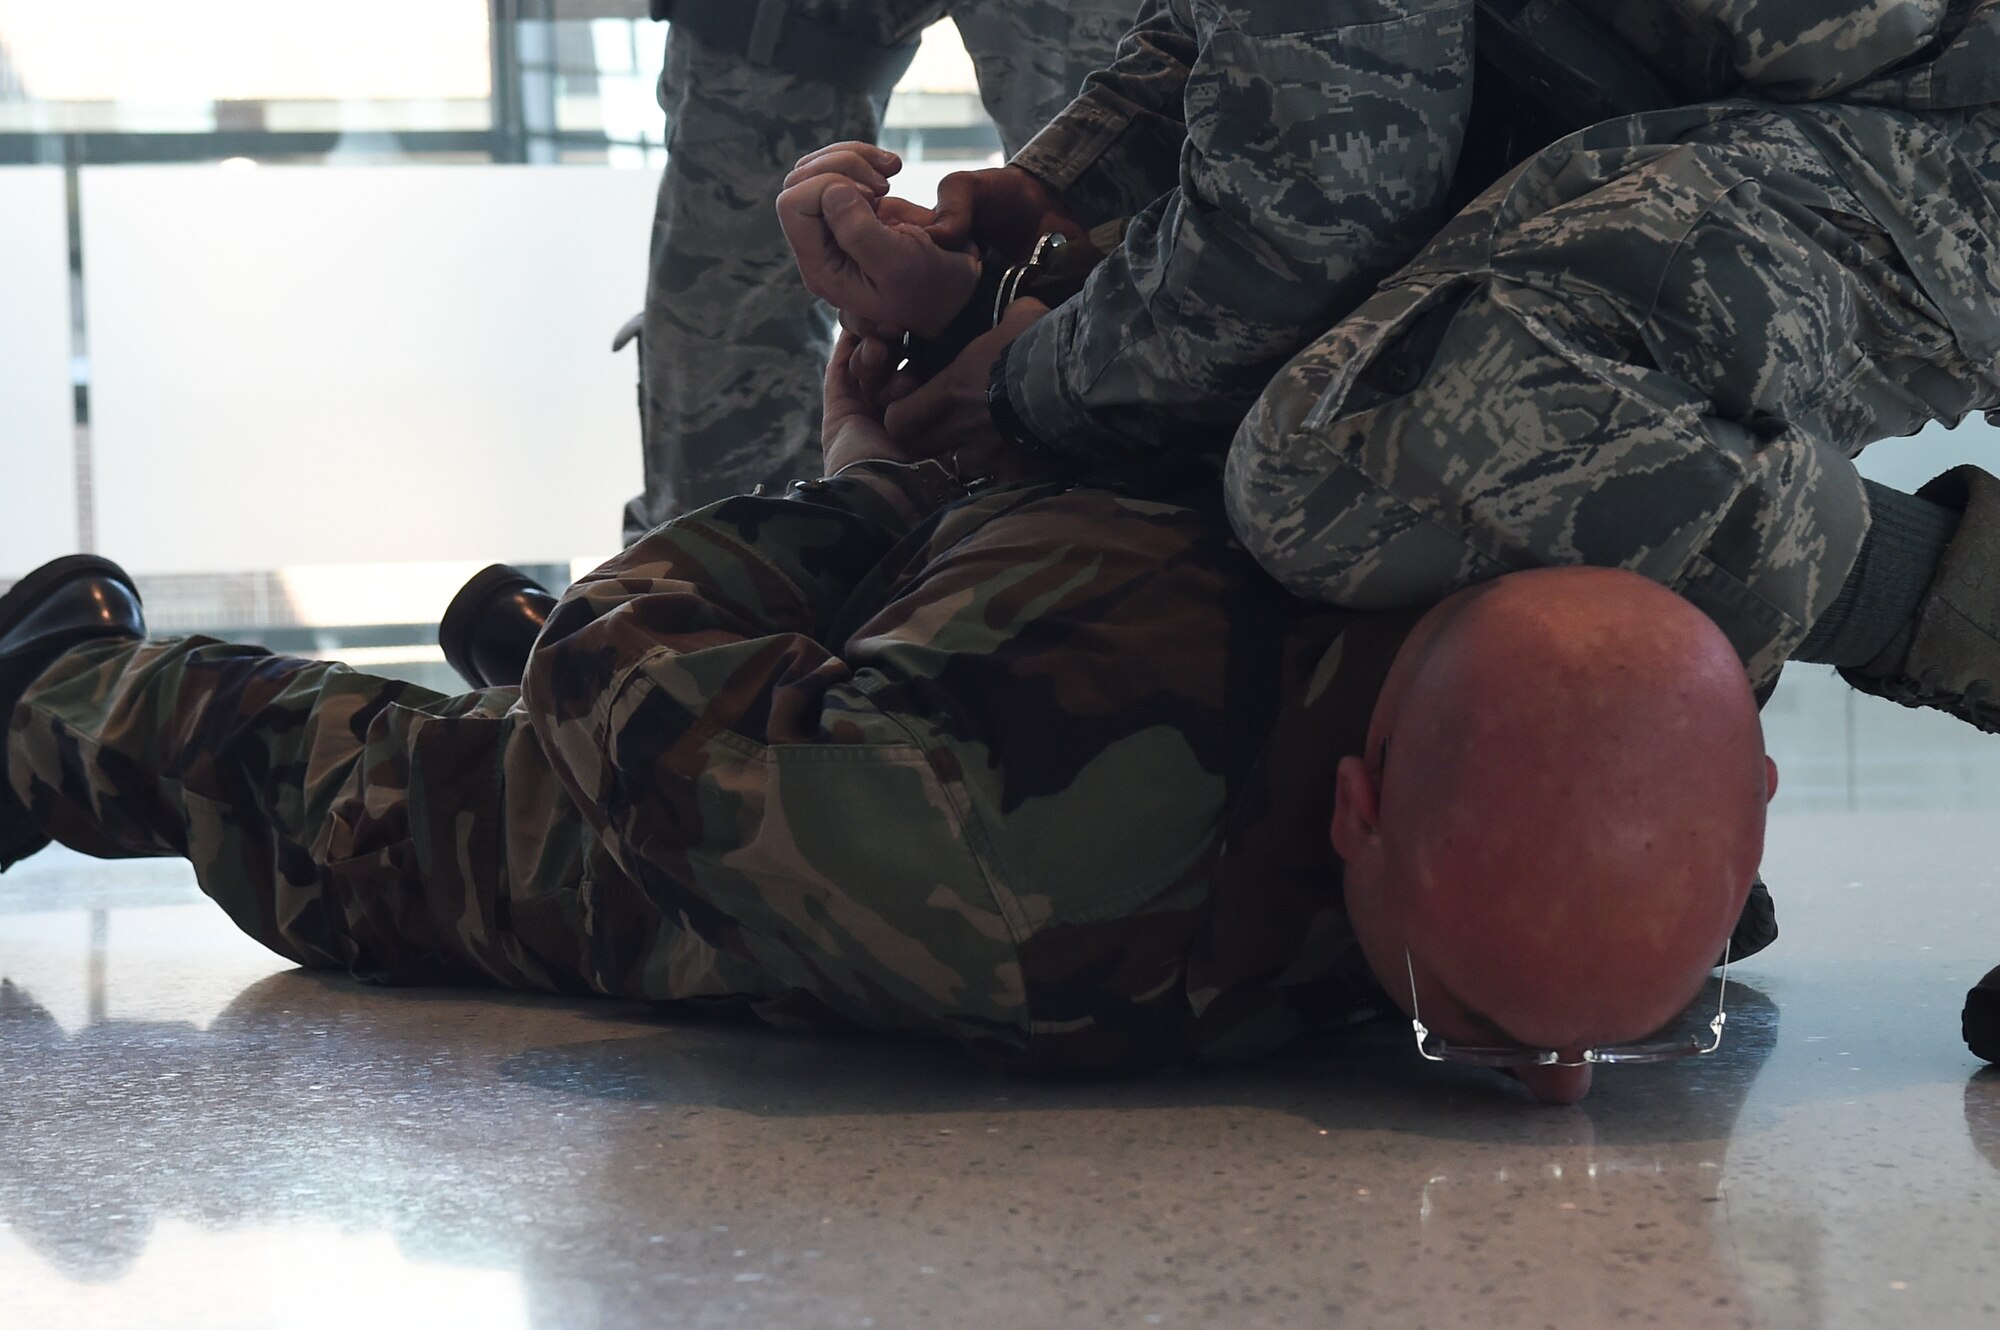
[81,166,656,574]
[61,160,2000,580]
[0,168,82,574]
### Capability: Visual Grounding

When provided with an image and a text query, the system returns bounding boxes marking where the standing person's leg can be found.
[627,13,932,543]
[6,632,710,1000]
[1226,102,2000,690]
[948,0,1135,157]
[629,30,859,541]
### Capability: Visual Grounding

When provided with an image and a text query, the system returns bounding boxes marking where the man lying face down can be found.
[1335,572,1772,1103]
[0,197,1771,1111]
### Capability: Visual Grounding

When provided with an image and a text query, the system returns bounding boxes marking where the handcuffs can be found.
[899,218,1129,471]
[900,220,1126,379]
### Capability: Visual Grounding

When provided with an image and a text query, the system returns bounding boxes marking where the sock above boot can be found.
[1795,479,1960,668]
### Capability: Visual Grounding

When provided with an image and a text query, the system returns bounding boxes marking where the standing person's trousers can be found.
[628,1,1133,540]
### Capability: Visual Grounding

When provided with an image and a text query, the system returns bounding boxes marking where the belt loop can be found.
[747,0,788,65]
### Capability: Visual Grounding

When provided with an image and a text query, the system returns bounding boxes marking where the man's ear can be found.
[1765,755,1781,804]
[1330,754,1381,864]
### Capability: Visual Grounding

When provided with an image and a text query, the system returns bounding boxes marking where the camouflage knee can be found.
[1225,278,1517,612]
[1226,273,1841,684]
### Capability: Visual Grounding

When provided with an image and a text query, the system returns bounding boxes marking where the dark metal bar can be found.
[489,0,526,162]
[62,132,94,554]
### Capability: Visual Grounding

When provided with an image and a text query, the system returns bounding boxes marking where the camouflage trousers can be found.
[1225,101,2000,687]
[4,635,768,1006]
[627,2,1133,541]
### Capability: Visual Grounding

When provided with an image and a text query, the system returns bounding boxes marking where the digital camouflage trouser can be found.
[627,1,1133,540]
[1225,101,2000,687]
[3,635,753,1003]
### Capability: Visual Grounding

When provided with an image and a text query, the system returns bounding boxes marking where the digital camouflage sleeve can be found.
[1006,0,1201,226]
[996,0,1476,464]
[1575,0,2000,109]
[1222,0,2000,685]
[12,460,1406,1072]
[992,0,2000,473]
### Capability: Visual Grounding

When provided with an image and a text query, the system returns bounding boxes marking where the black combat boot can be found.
[1965,967,2000,1063]
[0,555,146,869]
[438,563,557,690]
[1727,877,1779,964]
[1731,664,1783,967]
[1840,466,2000,732]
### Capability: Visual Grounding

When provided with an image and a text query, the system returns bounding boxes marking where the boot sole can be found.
[1965,969,2000,1063]
[0,555,141,652]
[1838,664,2000,734]
[0,555,141,869]
[439,563,537,690]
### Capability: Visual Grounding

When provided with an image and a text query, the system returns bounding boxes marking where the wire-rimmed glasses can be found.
[1404,942,1730,1068]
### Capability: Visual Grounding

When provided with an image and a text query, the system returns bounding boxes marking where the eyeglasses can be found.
[1404,942,1729,1068]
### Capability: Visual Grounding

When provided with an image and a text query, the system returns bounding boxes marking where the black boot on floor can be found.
[1726,877,1780,965]
[438,563,557,690]
[0,555,145,869]
[1964,967,2000,1063]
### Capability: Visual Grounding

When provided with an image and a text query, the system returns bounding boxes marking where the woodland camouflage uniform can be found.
[10,460,1409,1071]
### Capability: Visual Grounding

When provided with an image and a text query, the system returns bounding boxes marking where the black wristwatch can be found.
[986,351,1054,456]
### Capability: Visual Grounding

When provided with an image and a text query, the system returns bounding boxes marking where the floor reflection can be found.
[8,685,2000,1327]
[1,964,1790,1329]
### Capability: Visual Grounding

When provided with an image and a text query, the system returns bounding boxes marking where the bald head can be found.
[1334,568,1773,1104]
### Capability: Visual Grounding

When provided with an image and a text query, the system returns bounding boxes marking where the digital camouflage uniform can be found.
[1223,0,2000,687]
[10,461,1409,1072]
[994,0,1475,460]
[628,1,1134,541]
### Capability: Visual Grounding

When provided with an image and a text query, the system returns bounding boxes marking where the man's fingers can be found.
[824,332,867,424]
[849,335,898,397]
[786,141,899,188]
[778,172,863,224]
[879,367,924,406]
[926,172,979,247]
[822,183,915,272]
[781,148,891,194]
[830,328,861,373]
[794,141,899,173]
[877,195,938,228]
[883,380,954,443]
[838,309,894,340]
[777,178,861,302]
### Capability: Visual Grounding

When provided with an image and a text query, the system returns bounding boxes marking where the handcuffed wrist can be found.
[901,260,1005,379]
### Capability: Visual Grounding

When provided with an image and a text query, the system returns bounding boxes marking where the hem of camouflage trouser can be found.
[1678,554,1809,690]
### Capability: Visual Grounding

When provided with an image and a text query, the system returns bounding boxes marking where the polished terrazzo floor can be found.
[6,669,2000,1329]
